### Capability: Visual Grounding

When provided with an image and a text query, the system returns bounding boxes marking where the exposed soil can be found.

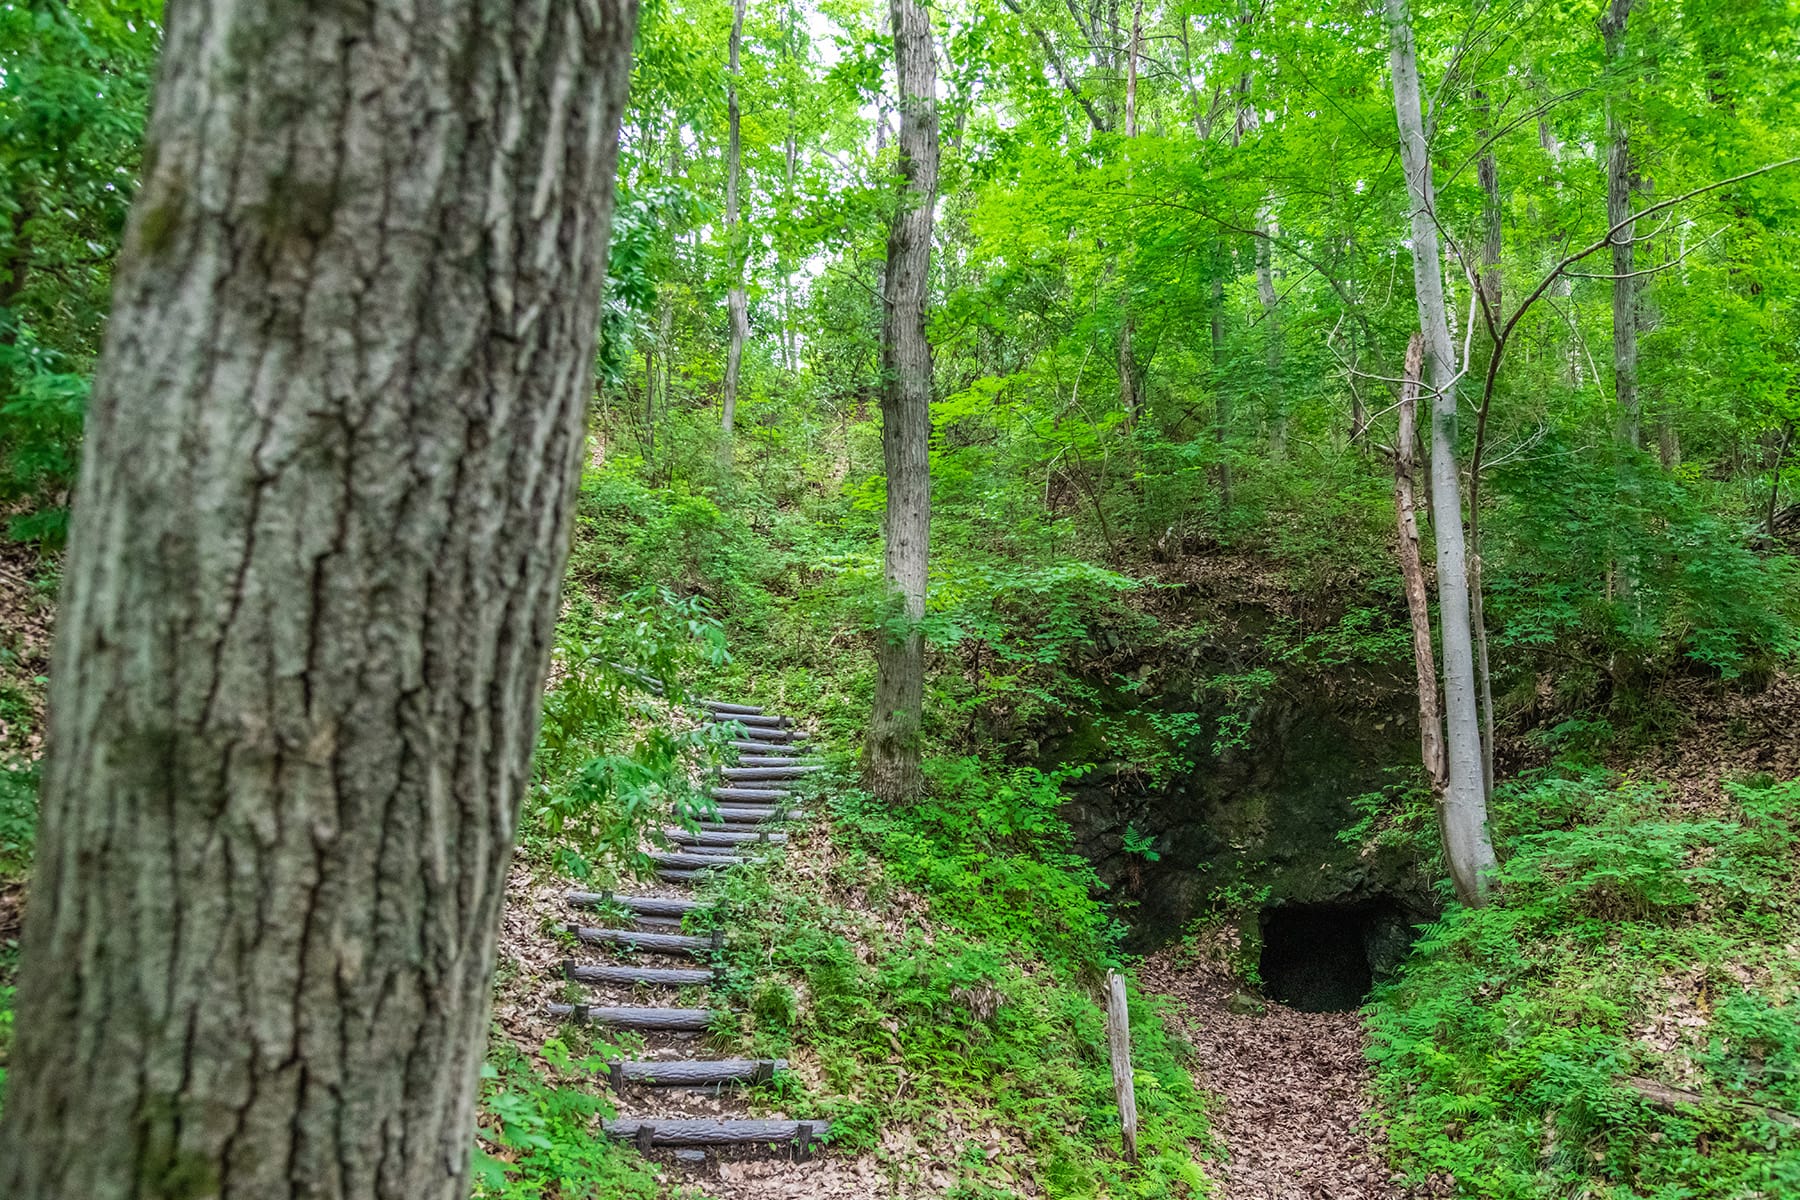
[0,538,54,759]
[1140,949,1440,1200]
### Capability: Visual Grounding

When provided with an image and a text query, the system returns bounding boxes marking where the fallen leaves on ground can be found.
[1140,949,1440,1200]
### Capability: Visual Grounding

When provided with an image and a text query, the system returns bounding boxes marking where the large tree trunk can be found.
[1393,335,1447,790]
[722,0,749,436]
[1386,0,1497,906]
[865,0,938,804]
[0,3,637,1198]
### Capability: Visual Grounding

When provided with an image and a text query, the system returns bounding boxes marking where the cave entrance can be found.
[1259,901,1416,1013]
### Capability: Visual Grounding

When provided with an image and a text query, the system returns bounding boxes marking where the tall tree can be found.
[1392,334,1448,792]
[865,0,939,802]
[1601,0,1640,451]
[0,1,638,1196]
[1117,0,1143,425]
[722,0,749,436]
[1385,0,1498,905]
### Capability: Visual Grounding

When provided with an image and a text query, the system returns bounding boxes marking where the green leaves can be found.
[0,1,159,542]
[526,586,729,880]
[1367,773,1800,1199]
[472,1041,659,1199]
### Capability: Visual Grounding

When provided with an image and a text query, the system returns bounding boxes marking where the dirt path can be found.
[1140,950,1434,1200]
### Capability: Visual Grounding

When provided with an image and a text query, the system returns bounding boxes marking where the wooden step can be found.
[601,1118,828,1149]
[634,914,685,929]
[708,805,809,824]
[726,755,813,768]
[688,820,788,834]
[729,739,810,754]
[709,787,792,804]
[721,765,823,783]
[549,1003,715,1031]
[708,712,792,730]
[668,842,756,857]
[567,924,721,954]
[648,851,747,870]
[666,827,786,847]
[566,960,715,987]
[695,801,798,821]
[603,1058,786,1088]
[566,891,704,917]
[702,701,764,716]
[657,868,716,884]
[733,726,801,744]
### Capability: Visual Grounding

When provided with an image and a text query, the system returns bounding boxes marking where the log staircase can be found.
[545,699,830,1163]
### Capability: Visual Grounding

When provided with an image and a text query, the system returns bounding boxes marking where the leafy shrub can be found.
[835,756,1119,975]
[524,587,730,881]
[1490,451,1800,680]
[1367,774,1800,1199]
[0,760,34,879]
[698,769,1214,1197]
[472,1039,659,1199]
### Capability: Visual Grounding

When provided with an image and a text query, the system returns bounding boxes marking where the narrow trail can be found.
[530,698,846,1193]
[1140,950,1435,1200]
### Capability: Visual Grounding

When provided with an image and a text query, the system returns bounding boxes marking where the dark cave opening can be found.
[1259,901,1418,1013]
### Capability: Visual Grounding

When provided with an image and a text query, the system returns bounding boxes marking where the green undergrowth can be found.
[472,1038,665,1199]
[694,760,1213,1197]
[1367,771,1800,1199]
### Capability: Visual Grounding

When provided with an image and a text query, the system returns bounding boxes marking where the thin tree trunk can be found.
[1471,506,1497,802]
[1386,0,1498,906]
[657,138,677,418]
[1473,76,1502,801]
[1116,0,1142,427]
[1602,0,1639,451]
[644,344,656,459]
[722,0,749,436]
[780,0,799,373]
[1476,92,1502,314]
[0,3,637,1197]
[1256,201,1282,455]
[783,129,798,371]
[1393,335,1447,790]
[865,0,938,804]
[1771,421,1796,541]
[1212,274,1232,510]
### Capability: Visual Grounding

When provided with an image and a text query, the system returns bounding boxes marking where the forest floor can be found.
[1140,950,1438,1200]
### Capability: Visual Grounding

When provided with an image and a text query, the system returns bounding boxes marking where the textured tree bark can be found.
[1472,84,1502,802]
[1255,201,1283,455]
[0,3,637,1198]
[1211,274,1232,510]
[1392,336,1447,792]
[865,0,938,804]
[1386,0,1497,906]
[722,0,749,437]
[1116,0,1143,426]
[1474,91,1503,316]
[1601,0,1640,451]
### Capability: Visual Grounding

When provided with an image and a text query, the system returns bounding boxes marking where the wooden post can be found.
[1104,969,1139,1165]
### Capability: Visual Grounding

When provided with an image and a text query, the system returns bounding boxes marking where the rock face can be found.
[1053,616,1440,964]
